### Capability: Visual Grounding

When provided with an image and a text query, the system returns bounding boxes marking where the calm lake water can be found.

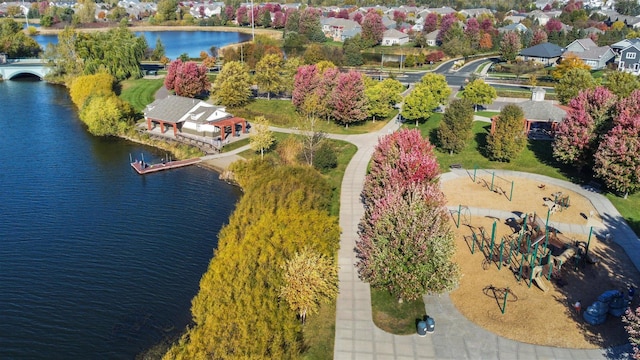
[0,79,241,358]
[33,30,252,60]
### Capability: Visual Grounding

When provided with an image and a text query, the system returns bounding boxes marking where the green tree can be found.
[555,68,596,104]
[151,38,165,61]
[69,73,116,109]
[211,61,252,107]
[280,249,338,324]
[156,0,178,22]
[604,71,640,98]
[79,94,134,136]
[486,104,527,162]
[420,73,451,106]
[402,84,437,126]
[75,0,97,23]
[282,57,303,96]
[500,31,521,62]
[462,79,497,111]
[249,116,275,159]
[255,54,284,100]
[0,19,42,58]
[437,99,475,154]
[364,77,403,121]
[42,27,84,81]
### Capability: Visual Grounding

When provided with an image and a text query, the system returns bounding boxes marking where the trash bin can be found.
[426,316,435,334]
[417,320,427,337]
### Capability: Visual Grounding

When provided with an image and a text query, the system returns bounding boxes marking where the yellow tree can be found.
[69,73,116,109]
[255,54,284,100]
[280,249,338,324]
[249,116,275,159]
[553,53,591,80]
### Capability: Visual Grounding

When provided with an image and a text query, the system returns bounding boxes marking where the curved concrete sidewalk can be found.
[334,131,635,359]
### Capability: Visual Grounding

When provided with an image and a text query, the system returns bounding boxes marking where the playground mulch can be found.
[442,174,638,349]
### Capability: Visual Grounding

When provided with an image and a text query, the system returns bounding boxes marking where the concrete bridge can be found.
[0,58,51,80]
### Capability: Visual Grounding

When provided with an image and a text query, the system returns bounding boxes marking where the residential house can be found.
[618,44,640,74]
[382,28,409,46]
[517,42,565,66]
[563,38,615,70]
[527,10,551,26]
[321,17,361,42]
[611,38,640,54]
[504,14,526,24]
[459,8,492,18]
[425,30,439,47]
[498,23,528,33]
[419,7,456,17]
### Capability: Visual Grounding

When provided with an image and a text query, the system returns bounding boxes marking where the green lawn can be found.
[119,78,164,111]
[371,288,426,335]
[232,99,392,134]
[475,111,499,118]
[220,138,249,152]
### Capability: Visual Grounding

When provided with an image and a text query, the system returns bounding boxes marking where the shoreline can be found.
[34,24,283,39]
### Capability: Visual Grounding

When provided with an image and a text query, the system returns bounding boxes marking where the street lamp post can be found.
[250,0,255,42]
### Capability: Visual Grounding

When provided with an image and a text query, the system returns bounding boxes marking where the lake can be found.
[33,30,252,60]
[0,79,241,358]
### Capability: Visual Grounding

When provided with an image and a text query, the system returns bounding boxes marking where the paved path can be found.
[333,127,636,359]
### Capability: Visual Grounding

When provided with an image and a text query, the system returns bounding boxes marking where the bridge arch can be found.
[0,59,51,81]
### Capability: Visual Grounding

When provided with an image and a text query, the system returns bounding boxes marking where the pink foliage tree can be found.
[437,13,457,42]
[356,129,458,301]
[236,6,248,25]
[594,90,640,197]
[164,60,210,98]
[423,12,438,33]
[353,12,363,24]
[546,18,563,32]
[361,9,385,46]
[480,18,494,33]
[363,129,441,205]
[292,65,320,109]
[272,11,285,28]
[315,67,339,121]
[393,10,407,25]
[624,307,640,360]
[224,5,235,20]
[337,9,349,19]
[553,86,617,171]
[331,70,367,126]
[531,29,548,46]
[465,17,480,45]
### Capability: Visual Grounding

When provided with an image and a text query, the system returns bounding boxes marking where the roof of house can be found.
[612,38,640,50]
[518,100,567,122]
[144,96,227,124]
[569,38,598,51]
[519,42,565,58]
[565,46,614,61]
[425,29,439,40]
[383,28,408,39]
[498,23,527,32]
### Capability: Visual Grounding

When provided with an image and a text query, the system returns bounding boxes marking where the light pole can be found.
[251,0,255,42]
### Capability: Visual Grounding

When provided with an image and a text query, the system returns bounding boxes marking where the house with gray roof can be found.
[382,28,409,46]
[518,42,565,66]
[425,30,439,47]
[321,17,361,42]
[459,8,492,18]
[498,23,528,33]
[564,38,615,70]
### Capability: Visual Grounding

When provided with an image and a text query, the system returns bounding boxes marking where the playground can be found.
[441,172,640,349]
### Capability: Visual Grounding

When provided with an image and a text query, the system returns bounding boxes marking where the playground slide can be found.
[531,265,549,292]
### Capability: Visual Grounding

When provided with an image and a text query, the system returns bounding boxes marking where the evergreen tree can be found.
[486,104,527,162]
[437,99,475,154]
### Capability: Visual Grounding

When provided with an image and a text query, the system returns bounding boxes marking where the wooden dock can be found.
[130,158,201,175]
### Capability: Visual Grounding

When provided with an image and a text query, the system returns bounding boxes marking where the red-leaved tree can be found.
[361,9,385,47]
[292,64,320,109]
[624,307,640,360]
[531,29,548,46]
[362,129,440,205]
[331,70,367,126]
[164,60,210,98]
[356,129,458,302]
[594,91,640,197]
[423,12,438,33]
[553,86,617,171]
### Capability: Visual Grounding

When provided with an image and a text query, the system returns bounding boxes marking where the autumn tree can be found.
[437,99,475,154]
[332,70,367,126]
[164,60,210,98]
[281,57,303,96]
[420,73,451,106]
[69,73,115,109]
[280,249,338,324]
[255,54,284,99]
[486,104,527,162]
[155,0,178,22]
[552,53,591,80]
[365,77,404,121]
[361,9,385,47]
[500,31,521,62]
[402,84,438,126]
[211,61,252,107]
[462,78,497,111]
[605,71,640,98]
[555,68,597,105]
[249,116,275,159]
[531,29,548,46]
[624,306,640,359]
[357,129,459,302]
[479,33,493,50]
[163,162,339,359]
[79,94,134,136]
[553,87,617,171]
[292,64,320,109]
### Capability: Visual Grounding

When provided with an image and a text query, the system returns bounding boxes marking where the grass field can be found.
[371,288,426,335]
[119,78,164,111]
[232,99,393,134]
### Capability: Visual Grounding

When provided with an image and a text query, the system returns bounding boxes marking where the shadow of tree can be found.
[475,125,490,158]
[526,140,590,184]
